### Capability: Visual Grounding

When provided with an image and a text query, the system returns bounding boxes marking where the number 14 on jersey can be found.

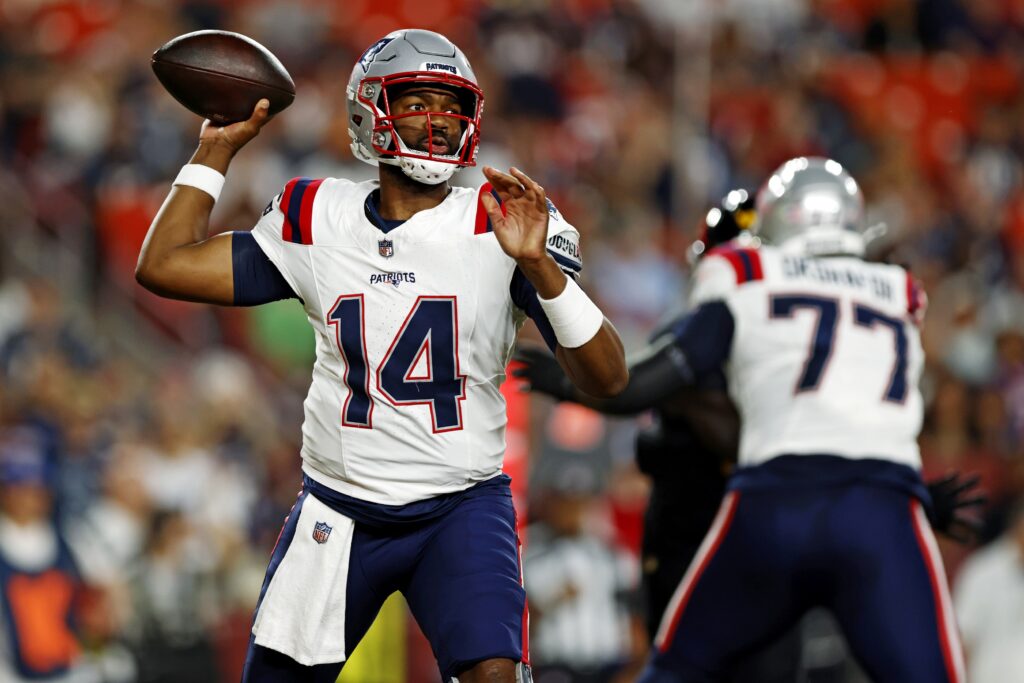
[328,295,467,433]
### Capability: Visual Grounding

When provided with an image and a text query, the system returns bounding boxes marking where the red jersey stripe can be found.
[475,183,506,235]
[475,183,493,234]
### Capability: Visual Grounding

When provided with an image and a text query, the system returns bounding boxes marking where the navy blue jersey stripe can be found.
[481,189,502,234]
[735,249,755,282]
[547,250,582,273]
[286,178,312,243]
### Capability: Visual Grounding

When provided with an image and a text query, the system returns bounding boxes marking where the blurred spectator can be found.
[524,465,646,683]
[954,496,1024,682]
[127,510,219,683]
[0,429,83,681]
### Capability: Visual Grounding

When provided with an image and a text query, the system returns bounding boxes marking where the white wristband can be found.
[538,275,605,349]
[173,164,226,202]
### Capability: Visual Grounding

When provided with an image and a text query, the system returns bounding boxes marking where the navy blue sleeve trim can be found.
[546,250,582,275]
[232,232,299,306]
[670,301,734,378]
[510,267,557,352]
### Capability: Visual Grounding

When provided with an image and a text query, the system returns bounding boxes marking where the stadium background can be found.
[1,0,1023,681]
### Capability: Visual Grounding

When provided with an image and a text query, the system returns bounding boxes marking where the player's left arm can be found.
[515,336,694,414]
[483,166,627,397]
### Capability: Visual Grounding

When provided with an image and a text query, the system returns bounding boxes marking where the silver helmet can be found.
[754,157,869,257]
[347,30,483,185]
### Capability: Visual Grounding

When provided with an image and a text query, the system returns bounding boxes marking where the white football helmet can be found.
[347,29,483,185]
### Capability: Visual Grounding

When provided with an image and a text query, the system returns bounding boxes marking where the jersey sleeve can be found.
[476,183,582,279]
[231,232,298,306]
[249,177,320,301]
[669,301,735,379]
[688,245,764,306]
[689,253,739,306]
[544,199,583,280]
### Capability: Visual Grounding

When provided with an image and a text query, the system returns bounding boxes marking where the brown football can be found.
[152,30,295,126]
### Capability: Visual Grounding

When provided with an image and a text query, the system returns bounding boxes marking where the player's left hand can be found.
[512,346,575,401]
[481,166,549,264]
[925,472,986,544]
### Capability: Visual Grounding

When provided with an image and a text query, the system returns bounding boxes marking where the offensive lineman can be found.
[135,29,627,683]
[519,191,754,639]
[517,184,981,681]
[517,192,804,683]
[627,157,964,683]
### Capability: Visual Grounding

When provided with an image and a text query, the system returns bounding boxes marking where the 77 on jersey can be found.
[770,294,909,403]
[328,295,467,433]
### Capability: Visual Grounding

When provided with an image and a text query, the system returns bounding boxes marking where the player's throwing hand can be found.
[199,98,272,153]
[481,166,550,264]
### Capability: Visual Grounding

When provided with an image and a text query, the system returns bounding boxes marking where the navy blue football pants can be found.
[241,480,526,682]
[639,485,964,683]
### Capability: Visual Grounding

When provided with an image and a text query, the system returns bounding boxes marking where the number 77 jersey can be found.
[688,244,926,470]
[249,177,583,506]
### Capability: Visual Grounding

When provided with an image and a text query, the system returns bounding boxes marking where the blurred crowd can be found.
[2,0,1024,681]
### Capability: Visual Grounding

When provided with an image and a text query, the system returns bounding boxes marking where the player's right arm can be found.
[135,99,272,304]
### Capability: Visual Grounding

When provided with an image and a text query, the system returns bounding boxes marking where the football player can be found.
[520,190,754,640]
[519,159,978,683]
[518,191,805,682]
[135,29,627,683]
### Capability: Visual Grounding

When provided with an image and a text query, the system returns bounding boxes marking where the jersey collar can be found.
[363,190,407,234]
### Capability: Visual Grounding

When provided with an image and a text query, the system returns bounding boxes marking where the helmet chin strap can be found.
[397,156,460,185]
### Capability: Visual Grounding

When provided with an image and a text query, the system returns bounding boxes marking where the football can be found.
[152,30,295,126]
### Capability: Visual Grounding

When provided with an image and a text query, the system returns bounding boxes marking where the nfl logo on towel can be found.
[378,239,394,258]
[312,521,332,544]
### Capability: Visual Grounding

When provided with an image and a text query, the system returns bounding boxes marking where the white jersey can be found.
[690,244,925,470]
[251,177,581,505]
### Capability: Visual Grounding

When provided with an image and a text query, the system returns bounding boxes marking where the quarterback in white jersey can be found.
[250,175,589,505]
[136,29,626,683]
[628,158,964,683]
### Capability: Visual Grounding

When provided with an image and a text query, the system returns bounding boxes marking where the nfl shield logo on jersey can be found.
[312,521,332,544]
[378,239,394,258]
